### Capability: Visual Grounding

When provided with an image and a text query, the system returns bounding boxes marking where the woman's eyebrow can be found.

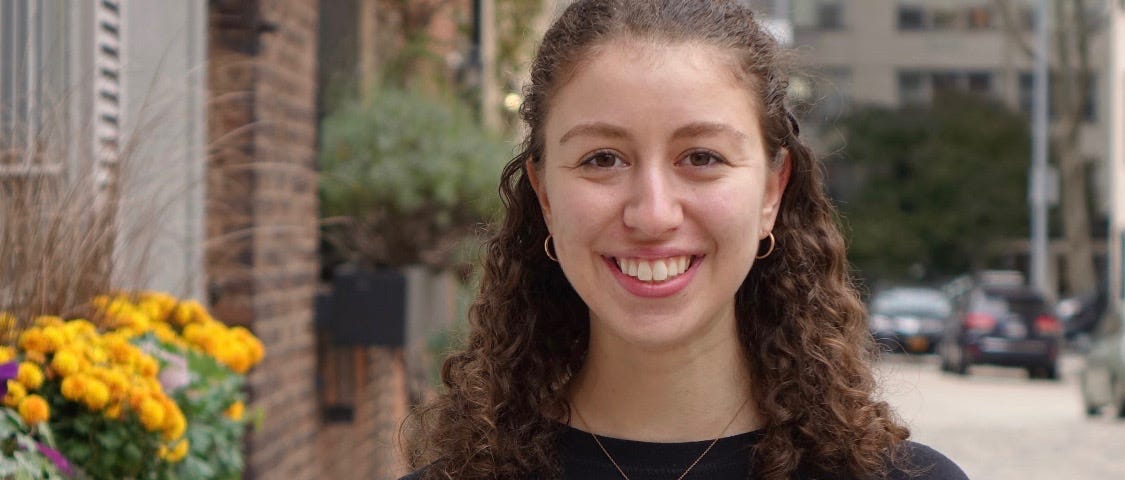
[559,122,630,145]
[671,121,749,142]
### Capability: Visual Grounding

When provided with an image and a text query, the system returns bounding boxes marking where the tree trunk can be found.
[1052,0,1098,295]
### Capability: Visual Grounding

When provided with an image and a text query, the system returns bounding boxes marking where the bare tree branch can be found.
[992,0,1036,59]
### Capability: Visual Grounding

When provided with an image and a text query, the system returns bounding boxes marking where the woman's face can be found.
[528,39,789,350]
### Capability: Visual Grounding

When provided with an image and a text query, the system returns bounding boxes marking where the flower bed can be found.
[0,292,264,479]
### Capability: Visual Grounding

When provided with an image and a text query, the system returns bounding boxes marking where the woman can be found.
[403,1,967,479]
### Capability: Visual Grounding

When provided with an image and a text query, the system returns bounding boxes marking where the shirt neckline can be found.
[559,425,764,472]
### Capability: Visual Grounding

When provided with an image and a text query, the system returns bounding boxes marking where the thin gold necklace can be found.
[571,396,751,480]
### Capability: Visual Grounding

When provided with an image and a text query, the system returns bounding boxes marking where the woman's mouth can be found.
[611,255,697,283]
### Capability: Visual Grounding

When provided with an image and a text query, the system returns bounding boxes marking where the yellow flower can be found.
[162,407,187,441]
[103,402,123,420]
[104,336,137,365]
[18,328,49,354]
[22,350,45,365]
[17,362,43,390]
[136,355,160,378]
[50,349,81,377]
[160,439,190,463]
[224,400,245,421]
[18,394,49,425]
[0,312,14,329]
[64,319,97,339]
[61,375,89,401]
[40,326,66,353]
[0,346,15,363]
[83,378,110,411]
[33,316,65,328]
[138,397,166,432]
[3,380,27,407]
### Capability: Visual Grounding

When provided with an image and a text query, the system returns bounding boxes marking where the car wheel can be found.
[1085,404,1101,417]
[1028,365,1059,380]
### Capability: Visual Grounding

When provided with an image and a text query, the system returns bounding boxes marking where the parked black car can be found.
[868,287,951,354]
[939,283,1062,379]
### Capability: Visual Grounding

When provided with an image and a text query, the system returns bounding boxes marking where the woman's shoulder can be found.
[888,441,969,480]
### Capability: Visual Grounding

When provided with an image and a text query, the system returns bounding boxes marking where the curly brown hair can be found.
[405,1,910,478]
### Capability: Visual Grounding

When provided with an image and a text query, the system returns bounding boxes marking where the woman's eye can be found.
[583,151,624,168]
[685,150,723,167]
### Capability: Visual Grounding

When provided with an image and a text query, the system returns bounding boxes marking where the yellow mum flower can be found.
[138,397,166,432]
[162,407,187,441]
[17,362,43,390]
[50,349,81,377]
[22,350,46,365]
[64,319,97,339]
[232,327,266,365]
[83,378,110,411]
[18,394,49,425]
[104,336,137,365]
[18,328,50,354]
[160,439,190,463]
[0,346,15,363]
[224,400,245,421]
[61,375,89,401]
[40,326,66,353]
[33,316,64,328]
[104,402,123,420]
[136,355,160,378]
[3,380,27,407]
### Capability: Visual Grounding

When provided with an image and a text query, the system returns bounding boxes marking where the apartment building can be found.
[786,1,1110,198]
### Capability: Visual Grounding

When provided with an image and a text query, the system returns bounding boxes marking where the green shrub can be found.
[319,89,510,269]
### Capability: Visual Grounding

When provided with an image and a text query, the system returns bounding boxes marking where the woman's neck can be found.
[565,319,761,443]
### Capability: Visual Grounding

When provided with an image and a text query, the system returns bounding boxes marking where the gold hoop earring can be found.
[544,235,559,262]
[756,232,776,260]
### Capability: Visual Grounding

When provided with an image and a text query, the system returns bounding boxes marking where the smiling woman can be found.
[401,1,968,479]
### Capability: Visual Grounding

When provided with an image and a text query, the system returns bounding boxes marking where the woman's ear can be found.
[760,149,791,233]
[526,158,552,227]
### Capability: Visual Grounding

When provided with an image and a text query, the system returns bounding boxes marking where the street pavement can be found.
[877,353,1125,479]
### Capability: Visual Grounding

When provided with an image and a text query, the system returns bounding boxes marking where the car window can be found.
[871,289,952,317]
[973,288,1048,317]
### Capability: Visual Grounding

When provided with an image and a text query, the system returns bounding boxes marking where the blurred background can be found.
[0,0,1123,479]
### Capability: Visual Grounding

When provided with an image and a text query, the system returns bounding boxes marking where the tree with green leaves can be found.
[834,92,1031,283]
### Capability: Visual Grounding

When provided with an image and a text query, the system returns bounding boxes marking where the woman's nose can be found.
[622,166,683,237]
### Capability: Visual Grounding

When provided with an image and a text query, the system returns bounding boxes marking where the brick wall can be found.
[207,1,412,479]
[207,0,321,478]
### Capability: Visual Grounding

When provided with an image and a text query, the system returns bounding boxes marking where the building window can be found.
[899,70,996,105]
[817,2,843,30]
[794,0,845,31]
[898,4,997,31]
[967,72,993,94]
[898,71,927,105]
[931,8,962,30]
[967,6,993,29]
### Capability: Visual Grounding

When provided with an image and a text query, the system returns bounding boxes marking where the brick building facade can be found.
[207,0,409,478]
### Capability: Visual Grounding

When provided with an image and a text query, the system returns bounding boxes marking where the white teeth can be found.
[615,255,693,283]
[636,262,653,281]
[652,260,669,281]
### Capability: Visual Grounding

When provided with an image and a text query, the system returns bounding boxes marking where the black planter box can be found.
[320,267,407,347]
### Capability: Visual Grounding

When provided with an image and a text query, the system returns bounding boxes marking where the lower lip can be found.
[604,256,702,298]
